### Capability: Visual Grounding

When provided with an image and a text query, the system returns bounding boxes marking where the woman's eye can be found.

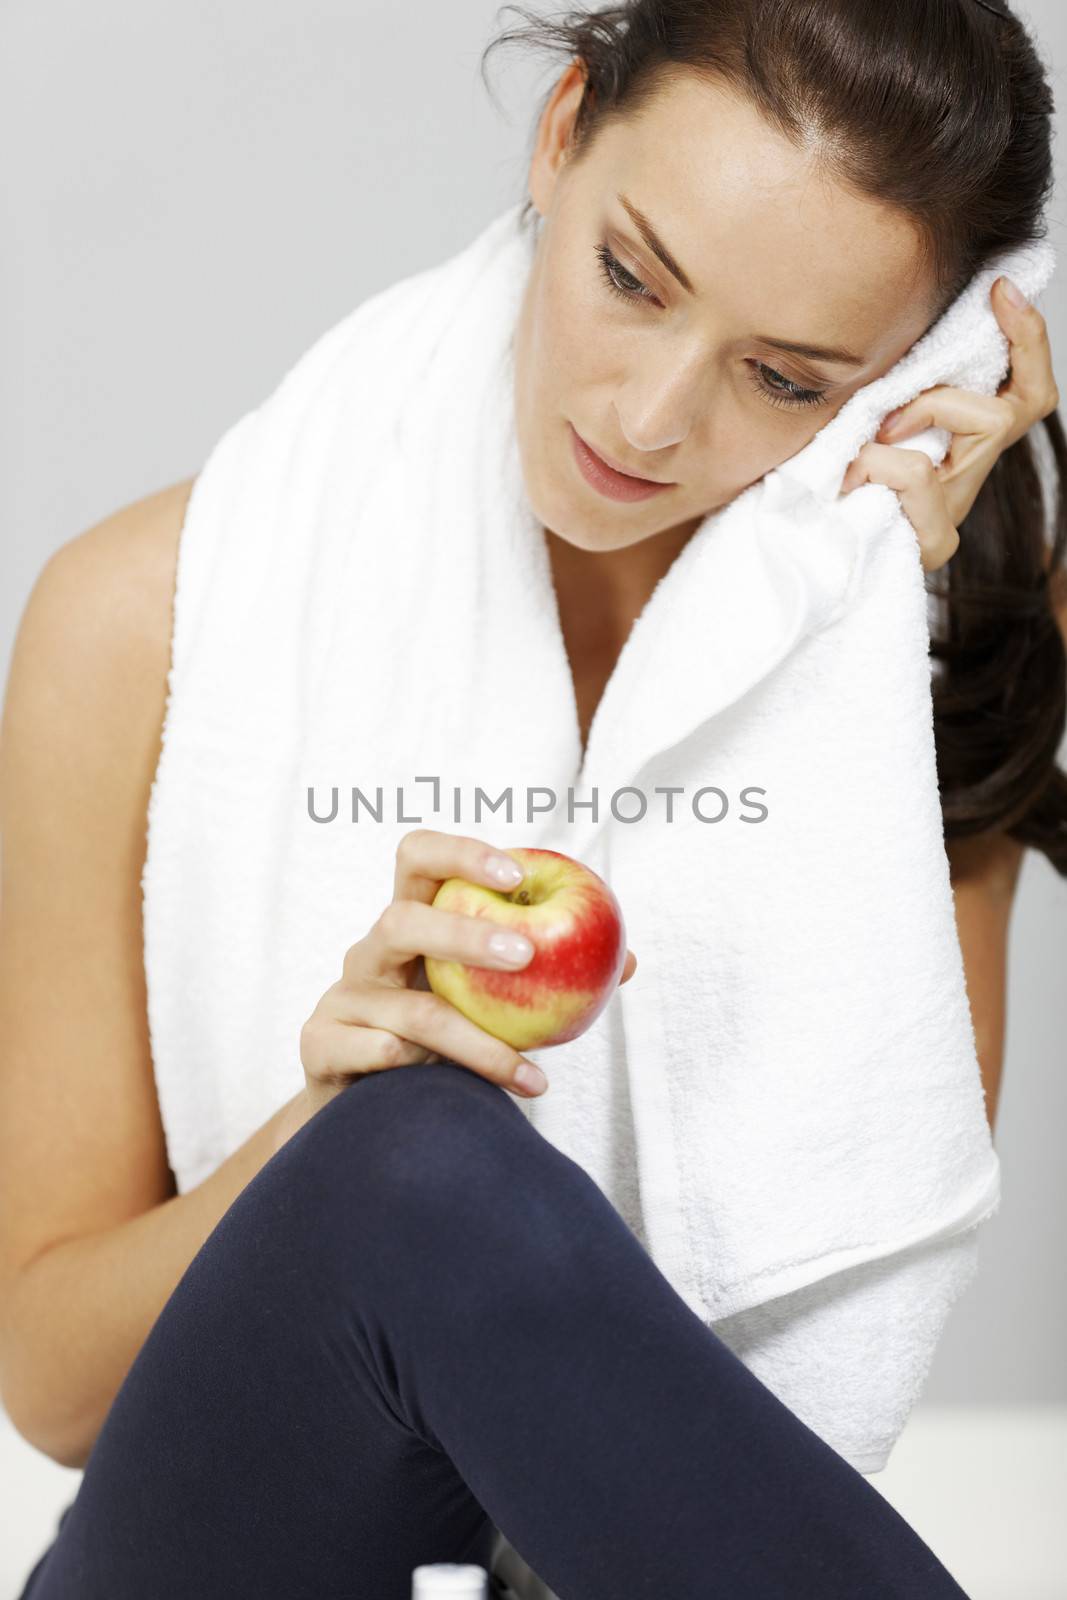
[592,243,830,413]
[594,242,657,304]
[750,361,828,410]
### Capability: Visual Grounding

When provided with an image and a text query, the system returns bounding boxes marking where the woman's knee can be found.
[288,1058,538,1221]
[264,1059,629,1332]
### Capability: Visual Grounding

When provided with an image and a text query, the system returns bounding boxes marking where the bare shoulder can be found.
[0,476,197,1308]
[24,476,195,669]
[3,476,196,793]
[945,829,1025,900]
[3,474,197,861]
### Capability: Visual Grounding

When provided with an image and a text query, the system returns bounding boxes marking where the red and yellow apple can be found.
[423,847,627,1051]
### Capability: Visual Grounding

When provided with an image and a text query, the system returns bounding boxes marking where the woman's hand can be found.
[299,827,638,1119]
[840,275,1059,572]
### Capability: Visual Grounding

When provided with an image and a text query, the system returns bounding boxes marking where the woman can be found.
[2,1,1064,1596]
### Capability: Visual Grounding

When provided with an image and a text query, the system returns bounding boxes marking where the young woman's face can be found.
[513,64,942,553]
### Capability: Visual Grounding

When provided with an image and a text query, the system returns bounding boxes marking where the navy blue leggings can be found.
[20,1060,970,1599]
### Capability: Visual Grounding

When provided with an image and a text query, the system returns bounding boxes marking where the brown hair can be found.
[482,0,1067,872]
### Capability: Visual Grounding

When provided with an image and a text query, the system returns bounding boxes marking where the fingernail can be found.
[514,1061,548,1095]
[486,853,524,887]
[488,930,534,965]
[1000,275,1028,308]
[880,410,902,436]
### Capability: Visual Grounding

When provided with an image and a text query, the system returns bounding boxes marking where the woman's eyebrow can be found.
[755,334,866,368]
[616,191,867,367]
[617,192,696,294]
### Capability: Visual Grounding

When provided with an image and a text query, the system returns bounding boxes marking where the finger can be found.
[352,898,535,985]
[991,276,1060,422]
[876,386,1011,446]
[329,982,545,1096]
[301,1009,434,1083]
[620,949,637,984]
[840,443,959,572]
[393,827,525,907]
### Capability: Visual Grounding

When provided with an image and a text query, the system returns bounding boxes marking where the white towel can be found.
[143,201,1051,1501]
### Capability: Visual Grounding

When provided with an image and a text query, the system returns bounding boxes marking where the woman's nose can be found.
[614,345,712,454]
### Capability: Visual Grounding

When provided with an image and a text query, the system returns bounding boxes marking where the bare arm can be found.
[4,1088,315,1470]
[0,484,317,1470]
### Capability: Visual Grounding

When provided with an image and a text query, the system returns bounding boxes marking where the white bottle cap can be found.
[411,1562,490,1598]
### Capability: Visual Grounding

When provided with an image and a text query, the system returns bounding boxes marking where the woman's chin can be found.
[527,482,652,552]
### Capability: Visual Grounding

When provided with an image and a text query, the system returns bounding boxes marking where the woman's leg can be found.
[23,1060,970,1600]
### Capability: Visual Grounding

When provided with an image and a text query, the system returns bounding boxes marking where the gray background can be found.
[1,1,1064,1404]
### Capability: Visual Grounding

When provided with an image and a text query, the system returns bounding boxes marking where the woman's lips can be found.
[569,424,675,503]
